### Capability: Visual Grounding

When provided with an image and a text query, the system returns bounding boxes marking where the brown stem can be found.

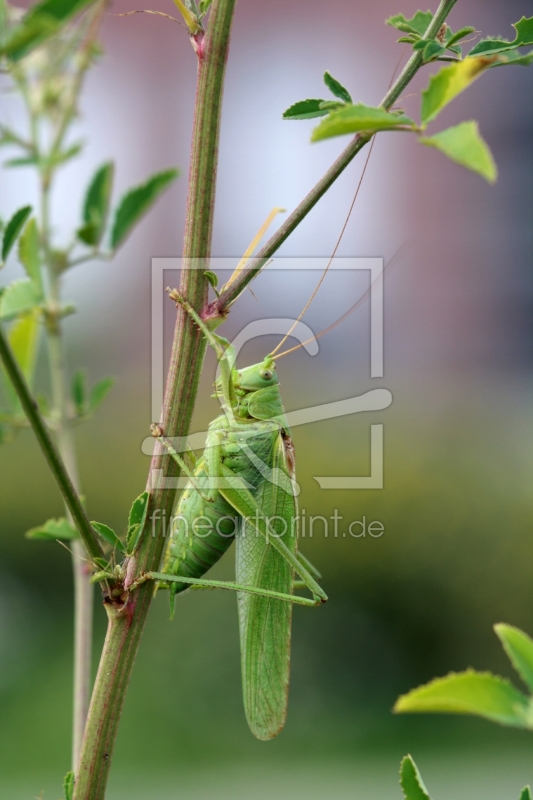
[72,2,238,797]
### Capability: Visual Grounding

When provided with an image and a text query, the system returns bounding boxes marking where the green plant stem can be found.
[0,324,104,563]
[43,225,94,771]
[211,0,459,314]
[37,1,108,770]
[72,3,237,798]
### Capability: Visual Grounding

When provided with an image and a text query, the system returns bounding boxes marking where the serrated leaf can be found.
[318,100,345,111]
[0,278,42,320]
[492,49,533,68]
[91,521,126,553]
[495,624,533,694]
[1,206,32,262]
[520,788,532,800]
[63,770,74,800]
[469,16,533,57]
[400,756,432,800]
[71,369,87,415]
[26,517,78,541]
[110,168,179,249]
[394,669,531,727]
[323,71,352,104]
[127,490,150,553]
[87,376,114,413]
[311,104,415,142]
[446,26,475,49]
[79,162,114,247]
[282,99,329,120]
[18,218,42,290]
[386,11,433,37]
[421,57,496,125]
[128,490,149,527]
[420,121,497,183]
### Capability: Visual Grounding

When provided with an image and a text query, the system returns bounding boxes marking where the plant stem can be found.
[43,216,94,770]
[38,2,108,770]
[0,325,104,563]
[72,3,237,797]
[210,0,459,314]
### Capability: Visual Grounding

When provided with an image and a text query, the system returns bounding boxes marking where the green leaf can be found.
[9,309,40,383]
[110,168,179,249]
[198,0,213,16]
[311,104,415,142]
[71,369,87,415]
[3,0,96,61]
[495,624,533,694]
[26,517,78,541]
[446,26,476,48]
[204,270,218,290]
[492,49,533,68]
[0,279,42,320]
[282,99,330,120]
[4,156,40,168]
[520,788,532,800]
[397,34,421,44]
[128,490,150,527]
[78,162,114,247]
[420,56,496,125]
[386,11,433,37]
[91,521,126,553]
[63,770,75,800]
[1,206,32,263]
[318,100,345,111]
[18,218,42,290]
[420,121,497,183]
[1,310,40,413]
[394,669,531,727]
[87,376,114,413]
[126,490,150,553]
[469,16,533,57]
[90,570,114,585]
[323,71,352,103]
[400,755,432,800]
[422,41,445,61]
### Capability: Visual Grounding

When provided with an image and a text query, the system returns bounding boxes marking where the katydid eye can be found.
[259,369,273,381]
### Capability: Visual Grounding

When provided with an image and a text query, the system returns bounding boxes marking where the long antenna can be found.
[274,242,406,359]
[270,48,407,358]
[270,141,376,356]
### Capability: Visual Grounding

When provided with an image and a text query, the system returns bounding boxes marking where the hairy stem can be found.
[210,0,459,313]
[72,3,237,798]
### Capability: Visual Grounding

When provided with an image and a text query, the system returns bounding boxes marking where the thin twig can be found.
[0,325,105,564]
[209,0,459,317]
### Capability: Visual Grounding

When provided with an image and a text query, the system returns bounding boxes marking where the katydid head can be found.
[235,355,278,392]
[213,354,287,424]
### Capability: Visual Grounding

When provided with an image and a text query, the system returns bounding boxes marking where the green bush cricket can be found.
[152,284,327,741]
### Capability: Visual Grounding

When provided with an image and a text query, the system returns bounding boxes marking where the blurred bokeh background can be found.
[1,0,532,797]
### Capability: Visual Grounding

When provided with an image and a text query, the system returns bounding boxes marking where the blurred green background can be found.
[1,0,533,798]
